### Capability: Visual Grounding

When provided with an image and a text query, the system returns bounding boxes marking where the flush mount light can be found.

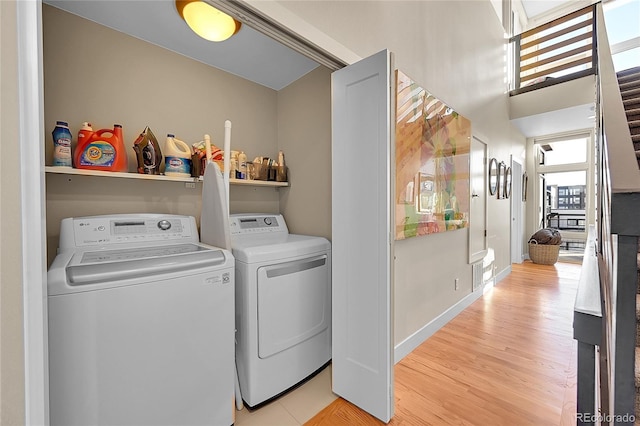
[176,0,242,42]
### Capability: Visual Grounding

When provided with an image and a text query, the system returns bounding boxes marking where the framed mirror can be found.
[504,166,512,199]
[497,161,507,199]
[488,158,498,196]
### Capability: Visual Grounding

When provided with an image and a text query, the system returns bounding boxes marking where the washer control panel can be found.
[59,215,197,249]
[229,214,288,236]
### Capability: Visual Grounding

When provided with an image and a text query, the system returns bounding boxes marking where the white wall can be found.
[269,0,527,346]
[277,66,333,240]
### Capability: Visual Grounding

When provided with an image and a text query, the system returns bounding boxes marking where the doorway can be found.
[532,131,595,261]
[23,2,395,424]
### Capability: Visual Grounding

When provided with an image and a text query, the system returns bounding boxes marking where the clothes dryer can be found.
[230,213,331,408]
[47,214,235,426]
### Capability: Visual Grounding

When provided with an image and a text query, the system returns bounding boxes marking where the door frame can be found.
[530,129,595,246]
[18,1,387,422]
[510,157,524,264]
[469,135,488,263]
[16,0,49,424]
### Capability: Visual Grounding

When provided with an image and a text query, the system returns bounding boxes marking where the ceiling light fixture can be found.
[176,1,242,42]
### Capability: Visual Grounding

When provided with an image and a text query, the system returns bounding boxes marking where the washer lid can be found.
[48,243,233,294]
[231,234,330,263]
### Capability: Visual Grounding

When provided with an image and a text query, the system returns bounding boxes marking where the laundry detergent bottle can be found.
[75,124,128,172]
[164,134,192,177]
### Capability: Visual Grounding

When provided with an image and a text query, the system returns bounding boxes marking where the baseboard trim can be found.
[394,264,513,364]
[394,289,482,364]
[496,265,512,284]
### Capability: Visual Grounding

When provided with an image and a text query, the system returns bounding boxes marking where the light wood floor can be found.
[306,260,580,426]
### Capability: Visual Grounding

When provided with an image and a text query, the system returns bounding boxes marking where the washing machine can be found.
[230,213,331,408]
[47,214,235,426]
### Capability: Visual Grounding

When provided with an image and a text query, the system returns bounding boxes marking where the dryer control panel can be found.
[59,214,198,249]
[229,214,289,236]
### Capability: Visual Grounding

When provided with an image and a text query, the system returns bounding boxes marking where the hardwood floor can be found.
[305,261,580,426]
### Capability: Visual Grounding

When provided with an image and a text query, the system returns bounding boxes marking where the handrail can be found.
[594,3,640,423]
[573,225,603,423]
[510,4,597,95]
[574,225,601,323]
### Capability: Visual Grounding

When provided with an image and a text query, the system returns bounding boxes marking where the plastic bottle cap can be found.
[56,121,68,126]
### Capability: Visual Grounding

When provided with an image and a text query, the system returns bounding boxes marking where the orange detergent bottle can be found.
[74,124,128,172]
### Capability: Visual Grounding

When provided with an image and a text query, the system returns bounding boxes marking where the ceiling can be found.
[511,104,595,137]
[521,0,570,20]
[45,0,320,91]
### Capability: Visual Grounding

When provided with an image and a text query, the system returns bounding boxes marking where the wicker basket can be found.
[528,241,560,265]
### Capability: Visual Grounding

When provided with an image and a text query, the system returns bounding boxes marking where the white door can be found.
[331,49,394,423]
[511,159,523,263]
[469,136,488,263]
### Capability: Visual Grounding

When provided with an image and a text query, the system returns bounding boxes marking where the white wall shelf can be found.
[44,166,289,187]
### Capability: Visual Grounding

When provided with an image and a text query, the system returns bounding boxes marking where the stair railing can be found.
[593,3,640,424]
[510,4,597,95]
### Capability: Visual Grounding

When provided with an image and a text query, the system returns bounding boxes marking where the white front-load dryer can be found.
[230,213,331,408]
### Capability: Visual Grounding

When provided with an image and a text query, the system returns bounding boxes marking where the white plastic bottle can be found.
[238,151,247,179]
[52,121,73,167]
[227,151,239,178]
[164,134,192,177]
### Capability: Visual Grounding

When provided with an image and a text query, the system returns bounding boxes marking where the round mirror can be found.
[488,158,498,195]
[504,166,512,199]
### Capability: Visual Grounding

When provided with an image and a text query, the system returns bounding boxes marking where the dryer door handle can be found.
[265,256,327,279]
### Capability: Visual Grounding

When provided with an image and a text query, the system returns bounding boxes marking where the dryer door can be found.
[256,254,330,359]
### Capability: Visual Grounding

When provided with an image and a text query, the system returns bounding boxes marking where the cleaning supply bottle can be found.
[52,121,73,167]
[75,124,128,172]
[164,134,192,177]
[238,151,247,179]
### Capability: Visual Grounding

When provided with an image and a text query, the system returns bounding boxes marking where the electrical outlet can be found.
[455,278,459,291]
[185,182,196,189]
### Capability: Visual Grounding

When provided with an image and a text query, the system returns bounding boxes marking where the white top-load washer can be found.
[230,213,331,408]
[47,214,235,426]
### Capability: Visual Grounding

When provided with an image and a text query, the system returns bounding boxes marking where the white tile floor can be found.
[234,365,336,426]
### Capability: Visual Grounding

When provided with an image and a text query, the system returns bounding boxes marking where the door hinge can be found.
[484,230,487,237]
